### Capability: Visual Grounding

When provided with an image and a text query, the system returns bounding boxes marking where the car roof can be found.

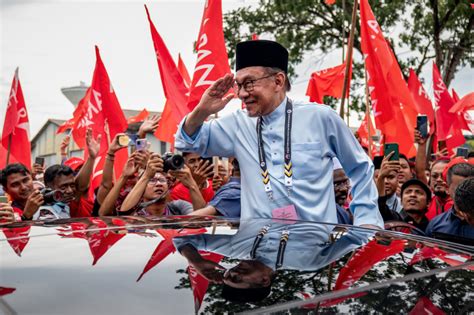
[1,216,473,314]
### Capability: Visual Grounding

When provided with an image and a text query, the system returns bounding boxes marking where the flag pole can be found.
[364,69,373,160]
[339,0,358,119]
[6,134,12,165]
[104,119,116,182]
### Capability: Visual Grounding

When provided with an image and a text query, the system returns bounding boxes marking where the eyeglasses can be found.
[148,177,167,185]
[334,179,350,190]
[234,74,276,93]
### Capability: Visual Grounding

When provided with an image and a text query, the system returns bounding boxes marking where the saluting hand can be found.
[196,73,235,116]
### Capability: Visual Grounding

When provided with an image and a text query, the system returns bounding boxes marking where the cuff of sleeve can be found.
[179,116,203,143]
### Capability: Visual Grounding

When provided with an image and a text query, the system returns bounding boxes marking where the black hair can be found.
[454,177,474,215]
[44,164,74,187]
[264,67,291,92]
[0,163,31,188]
[232,158,240,173]
[446,163,474,186]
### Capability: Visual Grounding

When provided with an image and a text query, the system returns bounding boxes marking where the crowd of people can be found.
[1,117,472,244]
[1,40,473,246]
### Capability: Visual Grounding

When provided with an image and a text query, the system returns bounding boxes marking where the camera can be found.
[41,188,64,205]
[162,152,185,172]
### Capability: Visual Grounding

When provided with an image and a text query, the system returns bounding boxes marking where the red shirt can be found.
[426,195,453,221]
[69,196,94,217]
[171,180,215,203]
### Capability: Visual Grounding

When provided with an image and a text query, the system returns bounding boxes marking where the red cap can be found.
[64,157,85,171]
[442,157,474,182]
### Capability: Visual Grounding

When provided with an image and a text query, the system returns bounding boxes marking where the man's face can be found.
[5,172,34,202]
[448,174,470,200]
[183,153,201,172]
[333,169,350,206]
[402,185,428,212]
[51,174,76,203]
[144,173,169,200]
[235,67,280,117]
[430,162,448,197]
[384,171,399,196]
[223,260,271,289]
[398,158,412,184]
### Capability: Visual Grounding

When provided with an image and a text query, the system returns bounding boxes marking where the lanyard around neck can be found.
[250,224,290,270]
[256,99,293,200]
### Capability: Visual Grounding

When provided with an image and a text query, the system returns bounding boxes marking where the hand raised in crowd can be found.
[436,148,449,158]
[0,203,16,225]
[60,135,71,156]
[122,155,138,179]
[86,128,101,159]
[197,73,235,116]
[31,163,45,180]
[108,133,127,155]
[212,164,228,191]
[133,150,151,170]
[143,154,164,179]
[169,165,197,189]
[414,130,427,145]
[23,190,44,219]
[138,115,160,138]
[192,159,214,188]
[379,152,400,179]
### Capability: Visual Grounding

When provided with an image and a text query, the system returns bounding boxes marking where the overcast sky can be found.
[1,0,472,138]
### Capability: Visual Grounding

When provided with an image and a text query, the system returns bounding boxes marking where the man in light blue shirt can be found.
[175,40,383,228]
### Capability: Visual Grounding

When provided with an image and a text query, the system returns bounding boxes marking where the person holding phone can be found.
[0,163,44,221]
[175,40,383,228]
[376,151,404,219]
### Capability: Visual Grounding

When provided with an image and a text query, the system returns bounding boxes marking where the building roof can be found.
[31,109,162,145]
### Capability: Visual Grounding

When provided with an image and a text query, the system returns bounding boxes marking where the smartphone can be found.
[416,115,428,138]
[456,147,469,158]
[35,157,45,166]
[438,140,447,152]
[118,134,130,147]
[384,143,399,161]
[135,139,148,151]
[0,196,9,204]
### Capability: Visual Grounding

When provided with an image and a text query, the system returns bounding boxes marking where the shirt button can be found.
[272,140,276,143]
[270,127,273,130]
[274,152,277,155]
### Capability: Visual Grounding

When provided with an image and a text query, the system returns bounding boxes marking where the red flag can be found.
[88,218,126,265]
[306,61,351,103]
[0,68,31,168]
[127,109,149,124]
[251,33,259,40]
[72,47,128,192]
[360,0,417,157]
[145,5,189,122]
[178,54,192,87]
[56,117,76,134]
[407,69,435,135]
[2,226,31,256]
[334,239,405,290]
[188,251,224,313]
[409,297,445,315]
[451,89,460,102]
[432,62,465,150]
[0,287,16,297]
[450,92,474,113]
[137,228,206,282]
[325,0,337,5]
[155,55,192,145]
[186,0,231,111]
[357,113,378,156]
